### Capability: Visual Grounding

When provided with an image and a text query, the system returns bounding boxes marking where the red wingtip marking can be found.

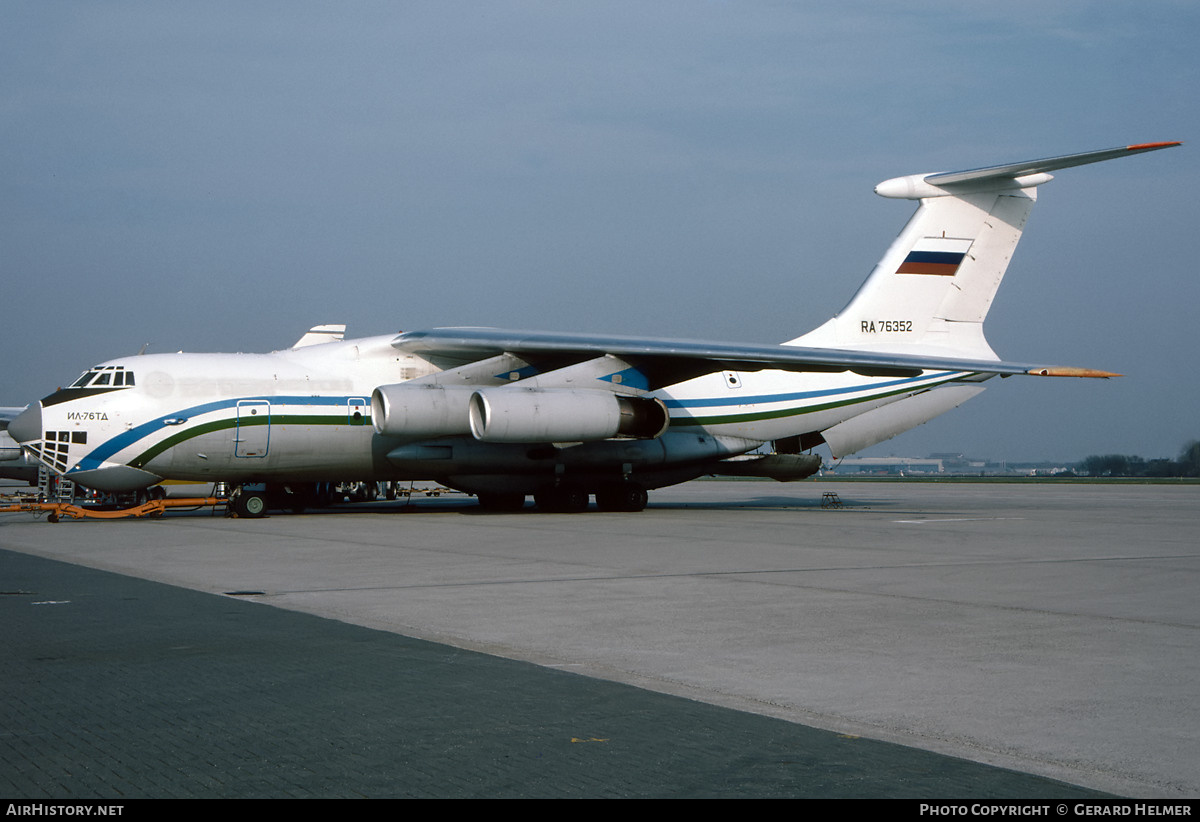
[1127,141,1183,150]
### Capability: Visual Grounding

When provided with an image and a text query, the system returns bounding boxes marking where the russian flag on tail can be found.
[896,237,973,276]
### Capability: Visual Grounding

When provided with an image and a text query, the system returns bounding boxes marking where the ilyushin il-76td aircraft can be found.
[7,142,1180,516]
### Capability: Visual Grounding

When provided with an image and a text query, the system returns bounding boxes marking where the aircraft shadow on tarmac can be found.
[257,492,874,516]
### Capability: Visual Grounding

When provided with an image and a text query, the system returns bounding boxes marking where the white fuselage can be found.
[25,333,978,494]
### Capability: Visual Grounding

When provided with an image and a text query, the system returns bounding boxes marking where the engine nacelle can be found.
[371,383,475,438]
[0,430,22,462]
[468,388,669,443]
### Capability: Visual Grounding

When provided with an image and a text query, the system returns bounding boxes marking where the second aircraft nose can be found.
[7,403,42,445]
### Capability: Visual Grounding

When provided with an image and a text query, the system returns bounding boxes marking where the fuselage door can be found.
[348,397,368,426]
[234,400,270,458]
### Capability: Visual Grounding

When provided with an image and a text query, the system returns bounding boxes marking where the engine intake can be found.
[371,384,475,438]
[469,388,669,443]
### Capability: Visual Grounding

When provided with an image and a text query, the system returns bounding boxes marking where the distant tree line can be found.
[1077,440,1200,477]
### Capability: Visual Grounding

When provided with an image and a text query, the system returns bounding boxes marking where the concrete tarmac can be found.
[2,479,1196,798]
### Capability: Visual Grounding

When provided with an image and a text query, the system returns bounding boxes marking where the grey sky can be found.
[3,2,1196,463]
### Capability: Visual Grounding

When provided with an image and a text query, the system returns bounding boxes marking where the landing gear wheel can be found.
[313,483,335,507]
[477,492,527,512]
[595,482,649,512]
[232,491,268,518]
[279,484,312,514]
[534,485,589,513]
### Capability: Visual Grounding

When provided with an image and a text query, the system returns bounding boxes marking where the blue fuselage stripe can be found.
[659,372,958,409]
[77,395,359,468]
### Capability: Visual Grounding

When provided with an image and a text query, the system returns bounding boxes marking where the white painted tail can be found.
[791,142,1180,457]
[791,142,1180,361]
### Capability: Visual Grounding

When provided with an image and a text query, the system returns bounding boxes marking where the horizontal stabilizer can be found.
[875,142,1181,199]
[925,142,1181,187]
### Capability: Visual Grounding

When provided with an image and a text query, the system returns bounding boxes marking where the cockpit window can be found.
[68,366,135,389]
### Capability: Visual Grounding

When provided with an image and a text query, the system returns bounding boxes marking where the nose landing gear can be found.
[229,487,269,518]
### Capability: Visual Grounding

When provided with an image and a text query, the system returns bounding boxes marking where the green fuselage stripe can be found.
[667,377,962,427]
[131,414,371,468]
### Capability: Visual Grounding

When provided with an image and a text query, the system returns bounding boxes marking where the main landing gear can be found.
[517,481,648,514]
[228,481,651,516]
[533,485,589,514]
[594,482,649,513]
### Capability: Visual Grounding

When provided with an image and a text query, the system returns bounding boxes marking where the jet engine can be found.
[371,384,475,438]
[468,387,669,443]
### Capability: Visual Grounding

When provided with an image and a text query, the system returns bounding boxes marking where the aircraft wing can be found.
[391,327,1116,391]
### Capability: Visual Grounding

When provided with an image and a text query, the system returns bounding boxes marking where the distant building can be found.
[827,457,946,475]
[824,454,1074,476]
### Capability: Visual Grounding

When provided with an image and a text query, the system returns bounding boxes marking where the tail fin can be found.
[790,142,1180,359]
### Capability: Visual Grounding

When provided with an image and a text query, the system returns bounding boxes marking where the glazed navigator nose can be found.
[7,403,41,445]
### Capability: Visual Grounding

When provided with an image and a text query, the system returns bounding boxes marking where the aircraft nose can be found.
[7,403,42,444]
